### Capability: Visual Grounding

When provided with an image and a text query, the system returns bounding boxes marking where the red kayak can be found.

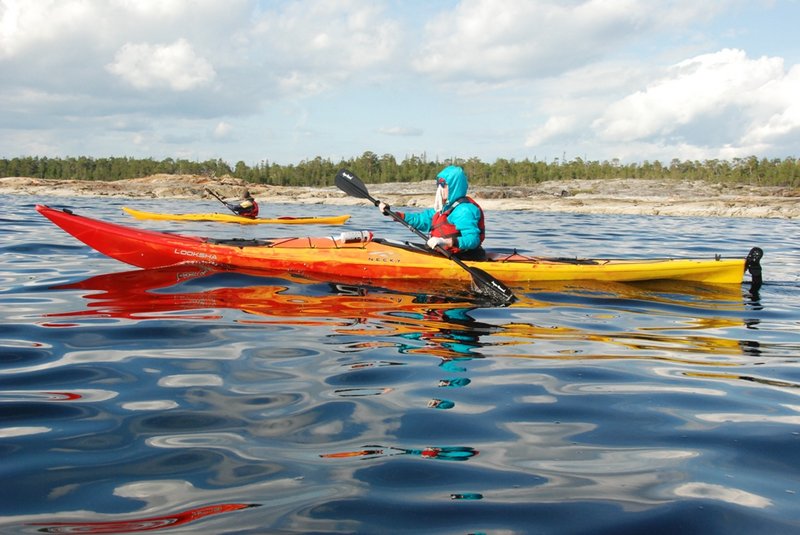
[35,204,763,288]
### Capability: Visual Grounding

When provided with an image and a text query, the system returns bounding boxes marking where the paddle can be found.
[204,188,239,215]
[334,168,516,305]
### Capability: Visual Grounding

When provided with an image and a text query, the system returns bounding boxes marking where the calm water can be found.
[1,194,799,534]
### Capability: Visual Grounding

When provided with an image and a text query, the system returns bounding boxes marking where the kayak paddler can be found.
[378,165,486,261]
[229,189,259,219]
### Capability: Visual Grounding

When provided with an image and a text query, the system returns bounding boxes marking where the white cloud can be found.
[521,41,800,162]
[739,64,800,146]
[0,0,93,58]
[593,49,782,140]
[378,126,423,137]
[591,48,799,157]
[198,0,402,102]
[522,60,652,150]
[213,121,233,139]
[110,0,193,18]
[526,115,578,147]
[107,38,216,91]
[413,0,721,84]
[251,2,398,68]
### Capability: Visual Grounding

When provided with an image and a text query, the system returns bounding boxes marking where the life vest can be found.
[236,199,258,219]
[430,196,485,252]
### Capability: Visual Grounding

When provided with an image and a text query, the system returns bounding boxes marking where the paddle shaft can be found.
[335,177,466,260]
[205,188,237,214]
[374,196,476,272]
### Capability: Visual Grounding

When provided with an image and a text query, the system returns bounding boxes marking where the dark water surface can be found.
[1,195,799,534]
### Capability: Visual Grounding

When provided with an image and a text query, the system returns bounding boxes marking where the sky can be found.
[1,0,799,167]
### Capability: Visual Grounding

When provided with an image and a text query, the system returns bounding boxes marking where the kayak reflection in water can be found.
[378,165,486,261]
[28,503,259,533]
[320,445,479,461]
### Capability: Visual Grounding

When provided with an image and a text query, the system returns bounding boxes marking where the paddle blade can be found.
[335,169,376,204]
[468,267,517,306]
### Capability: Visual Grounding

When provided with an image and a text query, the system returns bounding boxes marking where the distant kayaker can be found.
[229,189,259,219]
[378,165,485,260]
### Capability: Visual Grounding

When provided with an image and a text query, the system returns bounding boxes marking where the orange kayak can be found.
[36,205,762,286]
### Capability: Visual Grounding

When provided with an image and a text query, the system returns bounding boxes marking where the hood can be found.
[436,165,469,205]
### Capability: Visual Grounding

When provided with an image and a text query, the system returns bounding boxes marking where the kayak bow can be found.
[122,206,350,225]
[37,205,762,288]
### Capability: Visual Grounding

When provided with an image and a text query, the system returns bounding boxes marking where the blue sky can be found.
[1,0,798,166]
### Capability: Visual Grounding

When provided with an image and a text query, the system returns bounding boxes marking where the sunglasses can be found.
[436,178,447,187]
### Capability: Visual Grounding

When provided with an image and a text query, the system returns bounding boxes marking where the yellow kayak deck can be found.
[122,207,350,225]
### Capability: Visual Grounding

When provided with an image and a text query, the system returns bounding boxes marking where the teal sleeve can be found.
[402,208,435,233]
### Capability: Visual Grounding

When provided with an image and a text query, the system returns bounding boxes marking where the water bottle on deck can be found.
[336,231,373,244]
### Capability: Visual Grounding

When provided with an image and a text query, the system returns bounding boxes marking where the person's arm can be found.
[231,200,254,215]
[402,208,434,233]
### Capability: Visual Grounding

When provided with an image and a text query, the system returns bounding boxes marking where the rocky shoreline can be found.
[2,174,798,219]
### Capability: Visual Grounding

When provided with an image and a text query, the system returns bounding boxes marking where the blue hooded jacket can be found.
[402,165,483,251]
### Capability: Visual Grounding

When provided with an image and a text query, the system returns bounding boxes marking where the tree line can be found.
[1,153,798,187]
